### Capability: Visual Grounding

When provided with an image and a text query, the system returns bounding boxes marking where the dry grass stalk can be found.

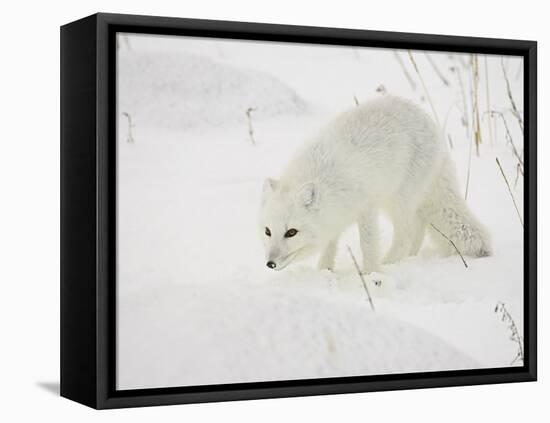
[465,56,475,135]
[488,111,524,170]
[496,157,524,228]
[347,246,376,312]
[514,163,523,189]
[501,57,524,135]
[121,112,135,143]
[393,51,417,91]
[246,107,257,145]
[353,95,360,107]
[494,302,524,365]
[425,53,450,86]
[429,224,468,268]
[408,51,440,126]
[464,127,474,201]
[471,55,482,156]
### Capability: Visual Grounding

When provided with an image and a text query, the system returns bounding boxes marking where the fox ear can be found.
[262,178,278,203]
[297,182,318,209]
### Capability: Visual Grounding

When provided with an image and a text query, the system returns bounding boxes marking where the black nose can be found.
[266,261,276,269]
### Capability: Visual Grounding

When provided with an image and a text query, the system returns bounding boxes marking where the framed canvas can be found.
[60,13,537,409]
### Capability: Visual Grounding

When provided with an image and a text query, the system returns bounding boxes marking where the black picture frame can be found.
[60,12,537,409]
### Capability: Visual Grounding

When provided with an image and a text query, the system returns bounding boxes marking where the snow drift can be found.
[117,50,307,130]
[117,281,477,389]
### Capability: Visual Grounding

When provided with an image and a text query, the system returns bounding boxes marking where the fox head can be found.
[258,178,322,270]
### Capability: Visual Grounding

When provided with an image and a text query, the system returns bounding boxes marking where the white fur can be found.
[259,96,492,272]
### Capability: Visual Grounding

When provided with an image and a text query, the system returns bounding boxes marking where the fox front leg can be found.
[318,238,339,271]
[358,209,380,274]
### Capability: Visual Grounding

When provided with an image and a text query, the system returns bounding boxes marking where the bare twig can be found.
[393,51,417,91]
[121,112,135,143]
[425,53,450,86]
[245,107,257,145]
[429,224,468,268]
[496,157,524,228]
[501,57,524,135]
[347,246,375,312]
[408,51,440,126]
[494,302,524,365]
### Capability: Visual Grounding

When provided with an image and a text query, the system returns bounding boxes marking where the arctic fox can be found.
[259,96,492,272]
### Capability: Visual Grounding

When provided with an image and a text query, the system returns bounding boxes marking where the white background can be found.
[0,0,545,421]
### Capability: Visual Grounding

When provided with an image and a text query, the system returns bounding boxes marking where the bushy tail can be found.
[419,156,492,258]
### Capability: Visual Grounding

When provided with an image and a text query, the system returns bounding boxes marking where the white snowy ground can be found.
[116,34,525,389]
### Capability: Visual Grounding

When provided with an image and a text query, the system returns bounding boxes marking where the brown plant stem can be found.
[429,224,468,268]
[496,157,524,228]
[347,246,376,312]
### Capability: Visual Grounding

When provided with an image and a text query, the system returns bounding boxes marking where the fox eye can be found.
[284,228,298,238]
[265,227,271,237]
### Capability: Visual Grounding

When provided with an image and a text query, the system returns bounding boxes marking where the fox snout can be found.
[264,247,300,271]
[265,247,282,270]
[266,261,277,269]
[265,248,287,270]
[265,251,281,270]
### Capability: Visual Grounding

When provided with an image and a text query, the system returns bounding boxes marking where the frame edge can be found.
[68,12,538,409]
[60,13,100,409]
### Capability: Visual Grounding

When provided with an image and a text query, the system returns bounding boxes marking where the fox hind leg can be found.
[384,156,434,263]
[383,203,421,264]
[409,213,426,256]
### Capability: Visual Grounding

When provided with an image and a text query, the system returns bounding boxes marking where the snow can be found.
[116,33,524,389]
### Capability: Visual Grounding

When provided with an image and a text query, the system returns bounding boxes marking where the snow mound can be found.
[117,50,307,130]
[117,281,477,389]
